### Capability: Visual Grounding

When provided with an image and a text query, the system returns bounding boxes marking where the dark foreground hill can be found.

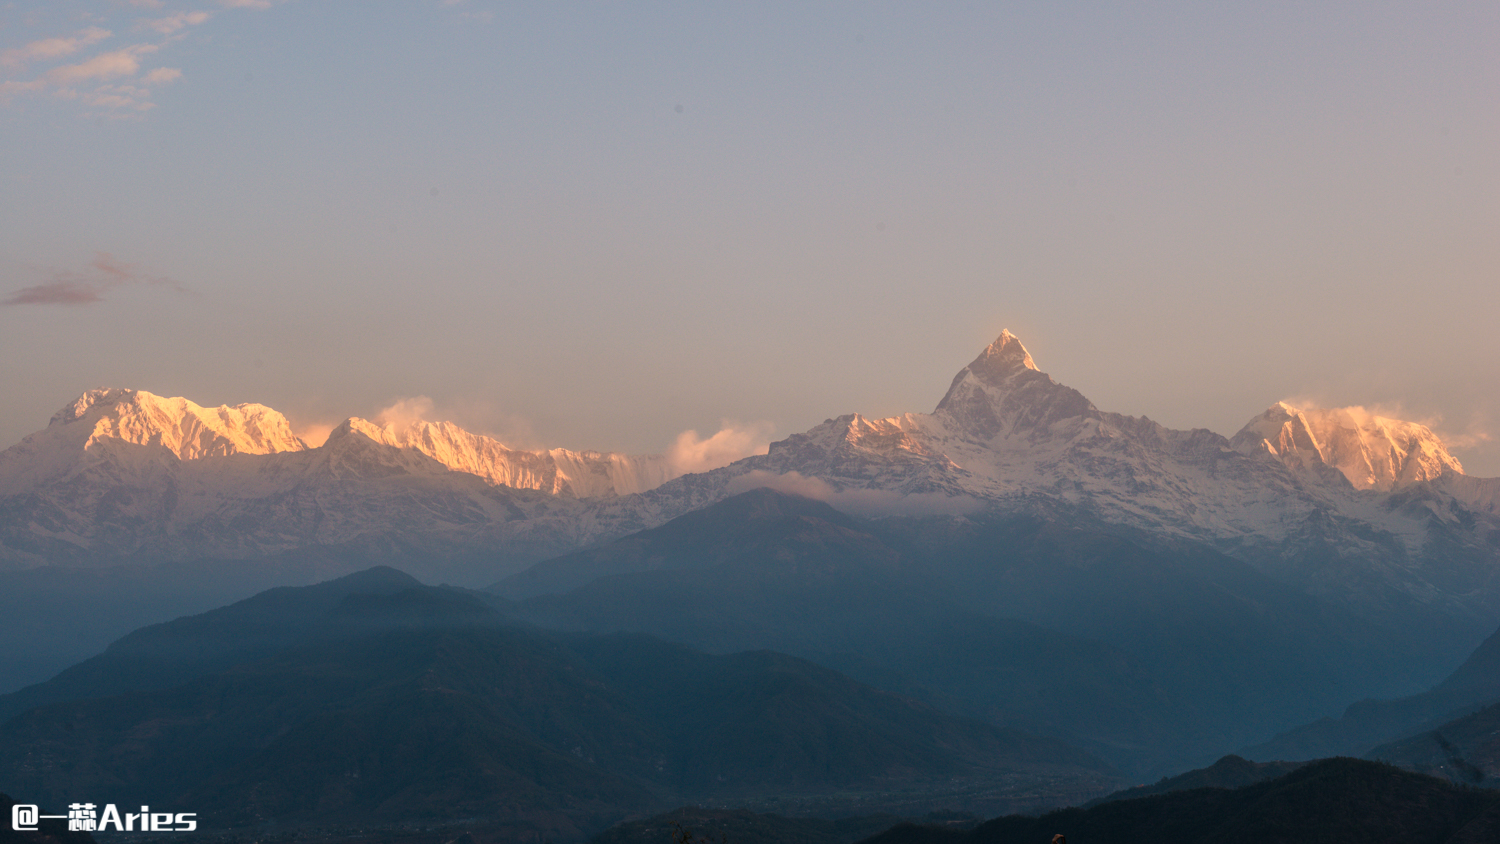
[858,758,1500,844]
[1368,701,1500,785]
[0,573,1114,841]
[1084,753,1307,806]
[590,807,928,844]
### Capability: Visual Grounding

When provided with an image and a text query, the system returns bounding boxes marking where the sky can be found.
[2,1,1497,474]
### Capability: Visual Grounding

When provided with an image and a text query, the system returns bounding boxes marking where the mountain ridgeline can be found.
[4,331,1497,621]
[3,330,1500,839]
[3,330,1497,700]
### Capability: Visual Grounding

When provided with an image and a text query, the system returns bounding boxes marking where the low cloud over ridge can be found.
[1279,397,1494,455]
[726,470,984,518]
[665,421,774,476]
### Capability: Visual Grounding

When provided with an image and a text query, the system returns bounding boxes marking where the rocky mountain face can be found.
[55,388,309,459]
[2,332,1497,632]
[0,410,583,571]
[346,416,674,498]
[612,332,1500,633]
[1231,401,1464,491]
[0,389,305,498]
[0,390,696,572]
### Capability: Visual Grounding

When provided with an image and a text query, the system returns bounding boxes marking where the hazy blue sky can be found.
[3,2,1497,473]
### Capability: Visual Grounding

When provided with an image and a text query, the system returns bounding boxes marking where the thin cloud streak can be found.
[2,280,106,306]
[726,470,984,517]
[0,79,47,100]
[2,253,187,307]
[141,67,182,84]
[47,44,157,84]
[140,12,212,36]
[0,27,112,70]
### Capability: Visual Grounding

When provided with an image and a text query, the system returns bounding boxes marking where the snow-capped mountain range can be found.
[346,416,675,498]
[0,387,696,572]
[0,387,677,501]
[645,330,1492,540]
[2,332,1496,627]
[1231,401,1464,491]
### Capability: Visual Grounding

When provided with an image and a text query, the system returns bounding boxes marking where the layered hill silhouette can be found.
[1367,701,1500,784]
[1244,618,1500,763]
[1084,754,1307,807]
[5,330,1500,839]
[494,487,1460,775]
[0,566,423,723]
[0,571,1114,841]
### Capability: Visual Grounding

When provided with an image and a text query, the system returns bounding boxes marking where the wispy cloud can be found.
[2,2,275,116]
[140,12,212,36]
[1278,396,1494,458]
[0,79,47,99]
[370,395,543,449]
[3,253,187,307]
[0,27,112,70]
[47,44,158,84]
[1,35,165,113]
[294,422,337,448]
[374,396,438,429]
[142,67,182,84]
[53,80,174,114]
[3,279,106,306]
